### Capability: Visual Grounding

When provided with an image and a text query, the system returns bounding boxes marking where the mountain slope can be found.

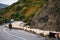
[0,0,47,23]
[30,0,60,32]
[0,0,60,32]
[0,3,8,8]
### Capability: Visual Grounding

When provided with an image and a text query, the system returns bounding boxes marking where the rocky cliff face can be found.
[30,0,60,32]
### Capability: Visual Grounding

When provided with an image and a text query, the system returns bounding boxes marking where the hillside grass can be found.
[0,0,47,24]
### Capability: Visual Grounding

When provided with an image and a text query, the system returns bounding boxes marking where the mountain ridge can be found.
[0,3,8,8]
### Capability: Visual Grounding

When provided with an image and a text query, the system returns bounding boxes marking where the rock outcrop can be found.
[30,0,60,31]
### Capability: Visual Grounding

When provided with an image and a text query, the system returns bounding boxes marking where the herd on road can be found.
[8,22,60,40]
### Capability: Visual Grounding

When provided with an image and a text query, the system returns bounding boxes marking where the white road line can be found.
[3,28,27,40]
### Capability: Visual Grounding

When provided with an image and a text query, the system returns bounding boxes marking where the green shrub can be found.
[11,11,25,21]
[0,18,3,24]
[16,6,22,11]
[2,17,10,23]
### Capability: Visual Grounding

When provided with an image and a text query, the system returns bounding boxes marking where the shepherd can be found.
[9,22,12,30]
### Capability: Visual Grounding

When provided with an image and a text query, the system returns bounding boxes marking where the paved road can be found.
[0,25,58,40]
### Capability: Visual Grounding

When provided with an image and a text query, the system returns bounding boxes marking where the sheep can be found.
[48,32,56,38]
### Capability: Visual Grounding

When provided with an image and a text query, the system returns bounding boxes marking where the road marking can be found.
[3,28,27,40]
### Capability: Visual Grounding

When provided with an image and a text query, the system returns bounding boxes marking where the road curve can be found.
[0,25,57,40]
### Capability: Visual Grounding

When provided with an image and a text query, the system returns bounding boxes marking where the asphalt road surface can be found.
[0,25,58,40]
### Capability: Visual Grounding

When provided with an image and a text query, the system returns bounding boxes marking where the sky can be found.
[0,0,18,5]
